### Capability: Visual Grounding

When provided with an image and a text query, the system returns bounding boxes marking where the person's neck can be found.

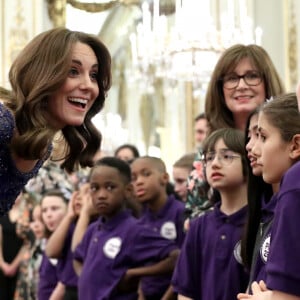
[233,113,249,131]
[272,182,280,193]
[102,207,125,222]
[219,182,247,215]
[147,194,168,213]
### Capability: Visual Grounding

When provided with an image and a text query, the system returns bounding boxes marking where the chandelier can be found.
[130,0,263,85]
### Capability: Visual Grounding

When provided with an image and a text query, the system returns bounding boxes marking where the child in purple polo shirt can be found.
[240,109,276,290]
[45,182,97,300]
[238,93,300,300]
[73,157,179,300]
[172,128,249,300]
[38,189,68,300]
[130,156,186,299]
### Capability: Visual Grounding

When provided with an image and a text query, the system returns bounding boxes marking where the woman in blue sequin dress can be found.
[0,27,112,216]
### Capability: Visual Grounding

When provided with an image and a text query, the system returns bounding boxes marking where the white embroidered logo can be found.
[103,237,122,259]
[160,221,177,240]
[260,234,271,263]
[233,240,243,264]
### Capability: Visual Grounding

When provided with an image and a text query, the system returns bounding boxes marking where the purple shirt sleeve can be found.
[266,186,300,296]
[73,222,98,263]
[172,218,201,298]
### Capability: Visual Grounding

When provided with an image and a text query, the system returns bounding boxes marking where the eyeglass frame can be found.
[203,149,241,166]
[220,70,263,90]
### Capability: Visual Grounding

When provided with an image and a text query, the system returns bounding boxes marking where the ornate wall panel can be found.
[0,0,49,88]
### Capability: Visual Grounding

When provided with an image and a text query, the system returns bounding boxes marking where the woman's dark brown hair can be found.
[0,27,112,172]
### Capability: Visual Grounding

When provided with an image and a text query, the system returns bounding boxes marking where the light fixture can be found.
[130,0,263,85]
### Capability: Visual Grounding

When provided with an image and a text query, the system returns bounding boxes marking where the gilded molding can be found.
[46,0,140,27]
[288,0,298,89]
[46,0,67,27]
[7,0,28,66]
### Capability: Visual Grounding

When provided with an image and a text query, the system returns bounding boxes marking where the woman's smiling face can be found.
[46,42,99,129]
[223,57,266,119]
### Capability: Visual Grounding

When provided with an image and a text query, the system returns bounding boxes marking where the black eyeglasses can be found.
[222,71,263,89]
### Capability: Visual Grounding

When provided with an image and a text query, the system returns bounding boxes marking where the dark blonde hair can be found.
[173,153,195,171]
[0,27,112,172]
[205,44,285,132]
[260,92,300,142]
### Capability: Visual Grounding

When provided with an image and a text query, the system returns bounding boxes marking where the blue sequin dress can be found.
[0,102,51,215]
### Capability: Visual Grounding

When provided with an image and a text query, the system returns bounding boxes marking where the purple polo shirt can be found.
[172,202,249,300]
[250,194,277,284]
[266,161,300,296]
[74,209,178,300]
[57,222,78,287]
[138,195,185,297]
[38,253,59,300]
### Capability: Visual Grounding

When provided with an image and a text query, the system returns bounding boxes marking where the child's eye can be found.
[222,154,233,161]
[106,184,115,191]
[205,153,215,162]
[142,170,151,177]
[90,185,98,193]
[259,134,266,142]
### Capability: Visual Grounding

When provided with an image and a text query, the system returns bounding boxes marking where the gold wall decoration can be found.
[68,0,120,12]
[8,0,28,66]
[47,0,140,28]
[287,0,298,89]
[47,0,67,27]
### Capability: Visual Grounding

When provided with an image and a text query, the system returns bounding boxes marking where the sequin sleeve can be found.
[0,102,52,215]
[0,102,14,144]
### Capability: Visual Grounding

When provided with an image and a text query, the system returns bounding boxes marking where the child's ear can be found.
[125,183,134,199]
[290,134,300,159]
[160,172,169,185]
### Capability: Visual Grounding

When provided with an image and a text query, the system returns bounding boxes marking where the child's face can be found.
[72,183,90,216]
[41,196,67,232]
[89,166,129,218]
[131,159,167,203]
[258,112,293,184]
[30,205,45,240]
[205,138,244,190]
[115,148,135,164]
[245,113,263,176]
[172,167,190,201]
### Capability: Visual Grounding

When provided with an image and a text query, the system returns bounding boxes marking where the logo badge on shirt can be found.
[160,221,177,240]
[103,237,122,259]
[233,240,243,264]
[260,234,271,263]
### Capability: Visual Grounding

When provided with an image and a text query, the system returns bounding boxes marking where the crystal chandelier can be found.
[130,0,263,85]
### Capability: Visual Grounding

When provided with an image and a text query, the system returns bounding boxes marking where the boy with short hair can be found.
[131,156,186,299]
[73,157,179,300]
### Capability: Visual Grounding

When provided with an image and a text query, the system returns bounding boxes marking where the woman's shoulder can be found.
[0,101,14,142]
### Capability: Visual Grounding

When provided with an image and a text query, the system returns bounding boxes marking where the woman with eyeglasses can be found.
[184,45,285,228]
[205,44,285,133]
[172,128,249,300]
